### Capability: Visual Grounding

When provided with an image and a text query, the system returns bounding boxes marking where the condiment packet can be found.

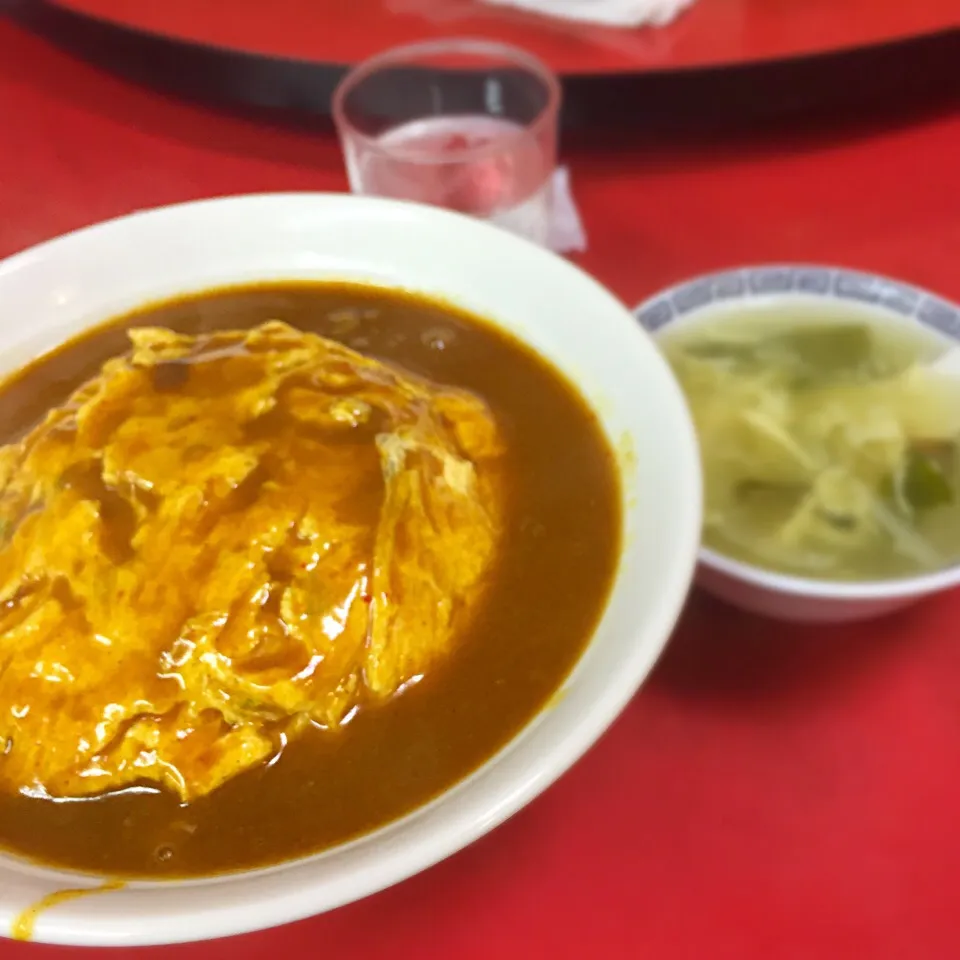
[477,0,696,28]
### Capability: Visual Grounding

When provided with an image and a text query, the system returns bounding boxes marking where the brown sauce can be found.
[11,881,126,941]
[0,282,620,877]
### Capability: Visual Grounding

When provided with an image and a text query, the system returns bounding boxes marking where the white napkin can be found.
[549,166,587,254]
[478,0,696,27]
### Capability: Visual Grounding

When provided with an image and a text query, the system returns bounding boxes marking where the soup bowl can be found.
[635,264,960,623]
[0,193,701,945]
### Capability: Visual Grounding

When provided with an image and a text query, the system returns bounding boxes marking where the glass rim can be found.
[331,37,562,167]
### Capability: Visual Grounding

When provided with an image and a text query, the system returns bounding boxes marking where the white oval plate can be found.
[0,194,701,945]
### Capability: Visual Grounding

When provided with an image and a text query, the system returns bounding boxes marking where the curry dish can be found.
[0,282,619,877]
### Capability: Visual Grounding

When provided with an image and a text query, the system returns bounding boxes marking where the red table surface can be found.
[4,15,960,960]
[47,0,960,74]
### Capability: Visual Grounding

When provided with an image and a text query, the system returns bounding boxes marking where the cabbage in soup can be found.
[662,309,960,581]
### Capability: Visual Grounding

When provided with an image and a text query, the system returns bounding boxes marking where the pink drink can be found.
[352,116,553,244]
[334,40,560,245]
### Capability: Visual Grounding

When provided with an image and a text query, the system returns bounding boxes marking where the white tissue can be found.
[549,167,587,254]
[478,0,695,27]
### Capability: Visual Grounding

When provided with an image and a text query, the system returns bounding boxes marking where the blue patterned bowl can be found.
[635,265,960,623]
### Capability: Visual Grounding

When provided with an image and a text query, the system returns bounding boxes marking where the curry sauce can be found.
[0,283,620,877]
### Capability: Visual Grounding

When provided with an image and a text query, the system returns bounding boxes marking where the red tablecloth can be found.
[3,17,960,959]
[43,0,960,74]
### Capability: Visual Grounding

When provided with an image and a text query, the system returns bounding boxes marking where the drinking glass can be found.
[332,39,561,245]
